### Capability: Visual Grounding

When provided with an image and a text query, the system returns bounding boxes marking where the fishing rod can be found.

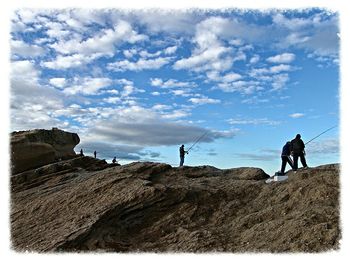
[305,125,338,145]
[187,130,210,153]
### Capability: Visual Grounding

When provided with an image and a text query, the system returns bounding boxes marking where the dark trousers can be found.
[281,156,293,174]
[293,153,307,171]
[179,156,184,167]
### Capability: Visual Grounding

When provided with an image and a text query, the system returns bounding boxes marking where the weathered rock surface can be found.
[10,128,80,174]
[10,157,340,253]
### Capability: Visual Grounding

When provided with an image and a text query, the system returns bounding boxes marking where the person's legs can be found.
[300,153,308,168]
[281,157,287,174]
[180,156,184,167]
[293,154,299,171]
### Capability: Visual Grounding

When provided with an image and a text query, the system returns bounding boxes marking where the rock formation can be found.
[10,128,80,174]
[10,156,340,252]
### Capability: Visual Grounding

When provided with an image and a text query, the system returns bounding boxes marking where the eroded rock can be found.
[10,159,340,253]
[10,128,80,174]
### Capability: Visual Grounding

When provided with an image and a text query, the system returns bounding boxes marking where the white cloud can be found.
[62,77,113,95]
[107,57,172,72]
[289,113,305,118]
[11,40,45,57]
[171,89,194,97]
[269,64,292,73]
[189,96,220,105]
[272,13,312,30]
[150,78,196,88]
[42,53,103,69]
[216,80,262,94]
[103,97,121,104]
[164,45,178,55]
[10,60,66,131]
[271,74,290,90]
[206,71,242,83]
[134,11,198,35]
[228,118,280,125]
[249,55,260,64]
[173,17,235,73]
[123,49,138,58]
[152,104,172,111]
[139,50,162,58]
[266,53,296,63]
[121,85,145,97]
[49,78,66,88]
[173,46,233,73]
[49,20,148,56]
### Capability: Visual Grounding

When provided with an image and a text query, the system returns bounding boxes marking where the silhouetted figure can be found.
[80,149,84,156]
[290,134,308,171]
[112,157,117,164]
[179,145,188,167]
[280,141,294,174]
[94,151,97,159]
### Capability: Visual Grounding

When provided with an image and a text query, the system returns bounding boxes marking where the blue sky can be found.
[9,8,340,174]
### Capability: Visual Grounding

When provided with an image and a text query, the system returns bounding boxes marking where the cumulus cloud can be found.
[289,113,305,118]
[11,40,45,57]
[173,17,236,73]
[49,78,66,88]
[249,54,260,64]
[189,97,221,105]
[269,64,293,73]
[62,77,113,95]
[41,53,103,69]
[121,85,145,97]
[228,118,280,125]
[216,80,262,94]
[49,20,148,56]
[266,53,295,63]
[107,57,172,72]
[10,60,65,131]
[150,78,196,89]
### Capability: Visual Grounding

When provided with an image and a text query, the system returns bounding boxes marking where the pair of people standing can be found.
[280,134,308,174]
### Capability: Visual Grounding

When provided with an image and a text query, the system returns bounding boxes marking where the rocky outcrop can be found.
[10,158,340,253]
[10,128,80,174]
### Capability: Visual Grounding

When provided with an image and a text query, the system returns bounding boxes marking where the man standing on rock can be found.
[179,145,188,167]
[280,141,293,174]
[94,151,97,159]
[290,134,308,171]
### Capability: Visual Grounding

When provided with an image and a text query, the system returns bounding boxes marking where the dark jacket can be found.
[290,138,305,155]
[281,143,291,156]
[180,146,186,158]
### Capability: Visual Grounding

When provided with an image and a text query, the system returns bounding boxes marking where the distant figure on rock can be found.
[179,145,188,167]
[280,141,293,175]
[290,134,308,171]
[80,149,84,156]
[94,151,97,159]
[112,157,117,164]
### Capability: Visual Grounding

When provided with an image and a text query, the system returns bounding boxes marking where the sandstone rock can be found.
[10,128,80,174]
[10,159,340,253]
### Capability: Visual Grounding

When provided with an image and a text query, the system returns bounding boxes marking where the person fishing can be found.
[280,141,294,175]
[290,134,308,171]
[179,145,188,167]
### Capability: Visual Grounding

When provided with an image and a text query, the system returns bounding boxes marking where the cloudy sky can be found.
[10,8,340,174]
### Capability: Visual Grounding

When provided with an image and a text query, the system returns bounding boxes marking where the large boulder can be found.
[10,128,80,174]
